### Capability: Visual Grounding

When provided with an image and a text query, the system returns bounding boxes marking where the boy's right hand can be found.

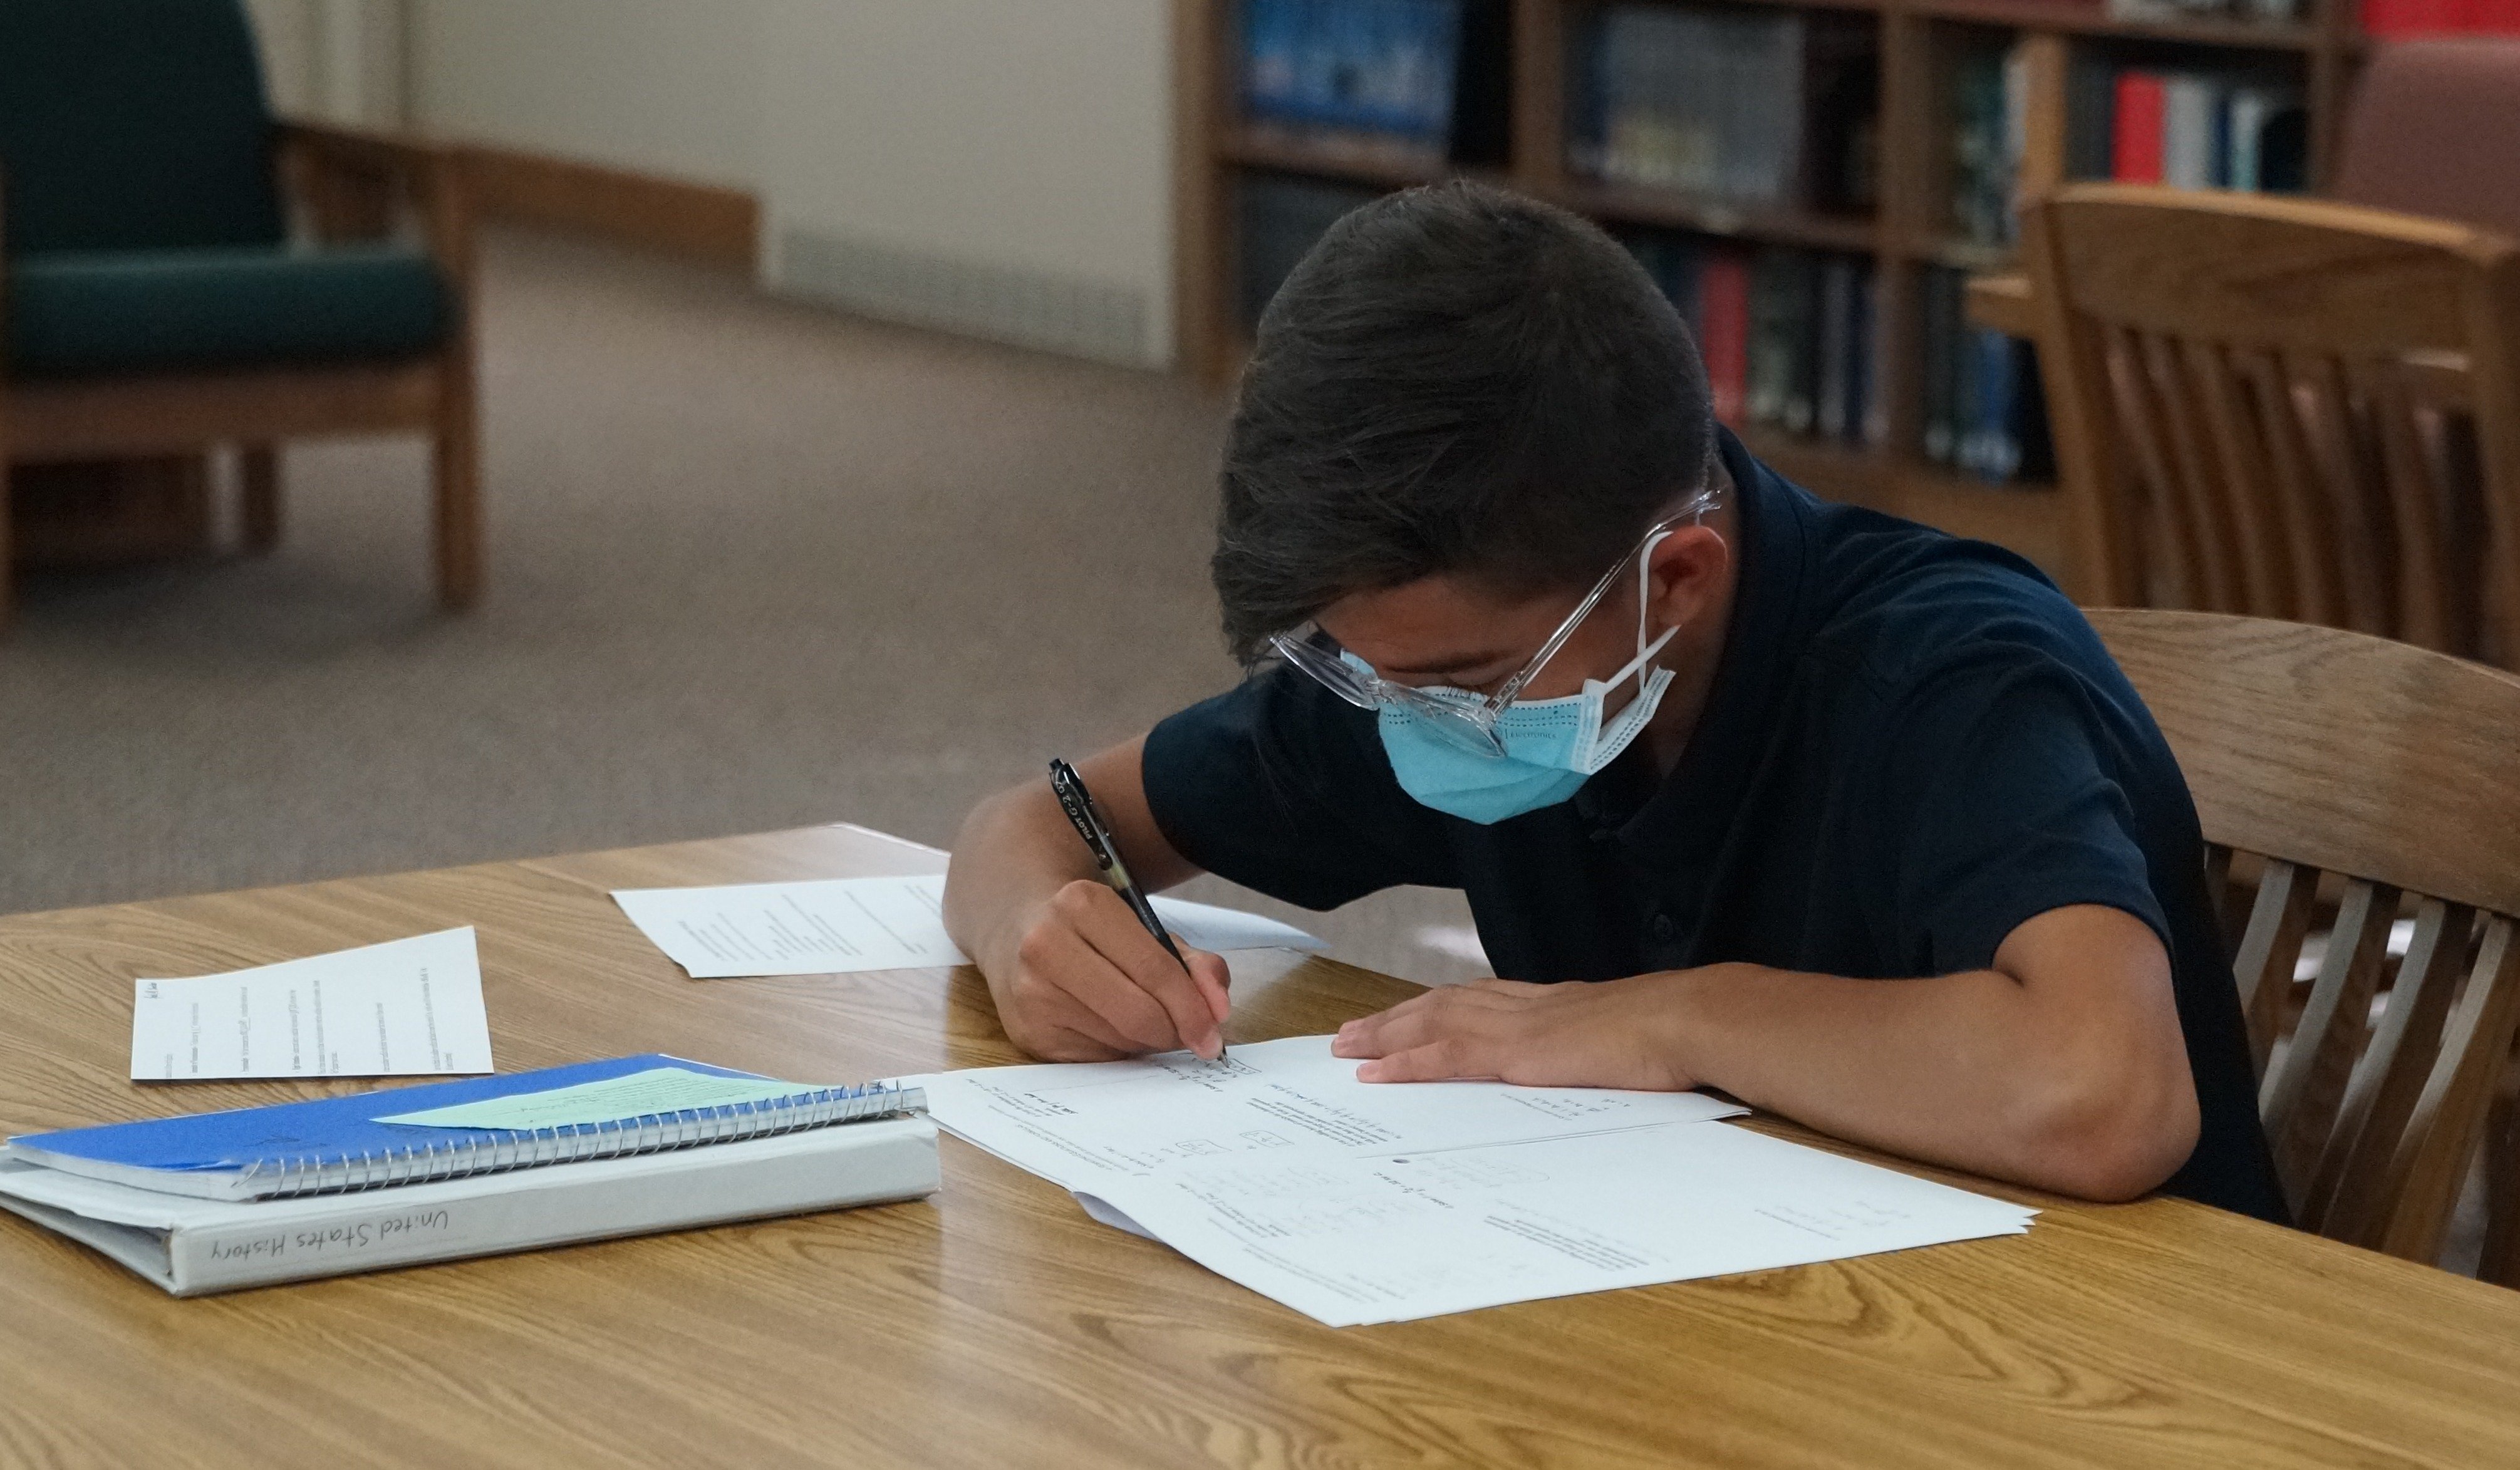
[987,879,1232,1062]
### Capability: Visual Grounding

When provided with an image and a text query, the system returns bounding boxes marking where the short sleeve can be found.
[1141,666,1456,911]
[1877,658,2172,975]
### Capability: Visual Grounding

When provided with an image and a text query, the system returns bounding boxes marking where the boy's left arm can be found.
[1331,901,2201,1201]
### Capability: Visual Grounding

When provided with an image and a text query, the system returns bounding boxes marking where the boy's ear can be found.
[1646,524,1730,627]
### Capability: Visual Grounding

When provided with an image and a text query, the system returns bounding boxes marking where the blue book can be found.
[1845,264,1875,447]
[1241,0,1303,125]
[1274,0,1460,146]
[8,1055,916,1202]
[1970,329,2023,484]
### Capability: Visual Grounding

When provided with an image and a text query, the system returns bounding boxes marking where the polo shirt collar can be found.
[1575,427,1816,873]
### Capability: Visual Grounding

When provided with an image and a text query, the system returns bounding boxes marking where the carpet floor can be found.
[0,228,1486,985]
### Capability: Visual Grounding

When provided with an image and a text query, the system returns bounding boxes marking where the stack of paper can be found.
[612,875,1325,980]
[915,1037,2035,1326]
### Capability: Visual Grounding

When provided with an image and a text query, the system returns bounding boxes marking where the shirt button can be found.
[1651,913,1676,943]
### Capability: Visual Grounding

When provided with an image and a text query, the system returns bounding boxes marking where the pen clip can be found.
[1047,759,1117,872]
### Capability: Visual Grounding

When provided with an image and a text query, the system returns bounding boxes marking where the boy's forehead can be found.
[1314,575,1575,676]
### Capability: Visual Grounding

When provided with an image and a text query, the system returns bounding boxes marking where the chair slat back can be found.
[2093,609,2520,1265]
[2030,187,2520,667]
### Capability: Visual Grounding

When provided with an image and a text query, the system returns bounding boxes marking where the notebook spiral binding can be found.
[234,1082,926,1201]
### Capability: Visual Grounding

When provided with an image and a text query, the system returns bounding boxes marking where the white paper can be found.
[129,928,493,1081]
[1151,897,1330,956]
[1077,1124,2036,1327]
[611,874,1325,980]
[911,1034,1746,1189]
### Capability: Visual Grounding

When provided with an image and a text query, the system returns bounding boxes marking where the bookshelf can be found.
[1172,0,2372,589]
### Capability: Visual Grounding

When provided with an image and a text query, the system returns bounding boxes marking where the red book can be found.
[2112,72,2166,183]
[1698,252,1751,426]
[2473,0,2520,31]
[2362,0,2472,33]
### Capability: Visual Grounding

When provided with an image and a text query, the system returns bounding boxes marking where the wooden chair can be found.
[2092,608,2520,1284]
[2024,185,2520,668]
[0,0,479,630]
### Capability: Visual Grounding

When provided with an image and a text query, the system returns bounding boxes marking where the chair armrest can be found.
[277,118,454,177]
[274,118,475,308]
[275,118,464,244]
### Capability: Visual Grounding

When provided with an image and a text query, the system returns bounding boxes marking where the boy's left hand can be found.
[1329,971,1714,1092]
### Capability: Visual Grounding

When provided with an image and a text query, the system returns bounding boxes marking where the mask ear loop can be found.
[1620,529,1680,698]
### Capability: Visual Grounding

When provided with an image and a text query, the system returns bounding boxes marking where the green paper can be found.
[376,1066,824,1131]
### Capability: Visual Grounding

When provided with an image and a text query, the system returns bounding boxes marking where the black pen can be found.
[1047,757,1225,1059]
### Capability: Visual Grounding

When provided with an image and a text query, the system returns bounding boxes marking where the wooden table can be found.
[3,825,2516,1468]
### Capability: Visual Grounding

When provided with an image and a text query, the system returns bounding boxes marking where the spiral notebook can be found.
[7,1054,918,1200]
[0,1055,937,1295]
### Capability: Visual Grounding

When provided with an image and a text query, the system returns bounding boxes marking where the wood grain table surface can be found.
[1,824,2516,1469]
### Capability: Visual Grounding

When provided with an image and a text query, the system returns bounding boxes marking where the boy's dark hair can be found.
[1213,179,1716,663]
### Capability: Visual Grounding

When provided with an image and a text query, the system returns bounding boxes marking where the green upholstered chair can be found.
[0,0,480,626]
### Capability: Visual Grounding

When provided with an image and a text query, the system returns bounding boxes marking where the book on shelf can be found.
[1570,3,1878,214]
[1860,268,1889,450]
[1815,256,1857,443]
[2362,0,2520,36]
[1748,249,1817,432]
[2108,0,2302,20]
[2112,71,2168,182]
[1701,251,1753,426]
[1921,266,1959,467]
[1948,40,2030,249]
[1627,234,1706,343]
[1240,0,1468,164]
[1623,233,1879,450]
[2083,60,2306,192]
[1237,173,1381,329]
[1919,266,2053,488]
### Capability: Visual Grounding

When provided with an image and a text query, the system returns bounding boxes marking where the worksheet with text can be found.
[613,874,1326,979]
[1074,1121,2036,1326]
[128,928,493,1081]
[911,1034,1747,1188]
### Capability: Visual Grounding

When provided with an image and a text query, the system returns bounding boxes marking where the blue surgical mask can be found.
[1359,538,1681,824]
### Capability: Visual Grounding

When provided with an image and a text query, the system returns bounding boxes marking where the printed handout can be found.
[1077,1122,2036,1326]
[612,874,1327,980]
[915,1035,2035,1325]
[129,928,493,1082]
[913,1034,1746,1187]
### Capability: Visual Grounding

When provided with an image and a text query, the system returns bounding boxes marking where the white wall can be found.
[246,0,407,128]
[755,1,1174,365]
[407,0,764,191]
[379,0,1175,367]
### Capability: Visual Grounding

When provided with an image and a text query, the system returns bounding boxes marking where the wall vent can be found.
[769,225,1155,368]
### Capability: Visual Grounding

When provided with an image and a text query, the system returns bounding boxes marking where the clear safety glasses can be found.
[1267,487,1721,758]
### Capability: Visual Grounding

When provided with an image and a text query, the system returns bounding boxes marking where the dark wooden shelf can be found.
[1181,0,2354,589]
[1555,178,1882,254]
[1964,271,2039,335]
[1218,126,1453,191]
[1912,235,2018,272]
[1220,132,1887,256]
[1915,0,2324,49]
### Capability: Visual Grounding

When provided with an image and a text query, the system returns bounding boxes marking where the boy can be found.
[943,181,2282,1218]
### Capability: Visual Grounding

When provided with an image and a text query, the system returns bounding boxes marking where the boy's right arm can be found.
[943,736,1233,1061]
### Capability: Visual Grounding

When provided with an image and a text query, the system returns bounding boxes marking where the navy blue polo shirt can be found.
[1143,427,2286,1224]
